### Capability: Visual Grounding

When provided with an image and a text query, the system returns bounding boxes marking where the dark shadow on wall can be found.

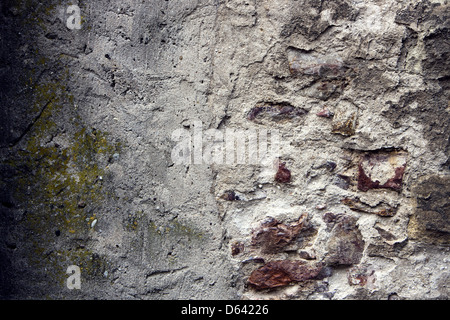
[0,0,48,299]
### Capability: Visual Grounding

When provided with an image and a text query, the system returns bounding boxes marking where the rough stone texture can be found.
[341,197,398,217]
[247,260,323,290]
[357,150,408,192]
[251,214,307,253]
[408,175,450,245]
[0,0,449,300]
[323,213,365,266]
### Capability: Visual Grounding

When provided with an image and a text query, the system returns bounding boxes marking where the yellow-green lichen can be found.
[19,124,120,240]
[1,0,117,295]
[148,219,204,242]
[3,60,121,291]
[124,210,145,231]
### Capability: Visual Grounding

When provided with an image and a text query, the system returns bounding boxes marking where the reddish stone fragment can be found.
[382,166,406,190]
[357,151,407,192]
[275,162,291,183]
[248,260,323,290]
[251,214,307,253]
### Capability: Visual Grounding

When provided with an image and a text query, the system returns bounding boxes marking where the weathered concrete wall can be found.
[0,0,448,299]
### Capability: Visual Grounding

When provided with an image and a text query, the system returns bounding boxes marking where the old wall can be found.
[0,0,448,299]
